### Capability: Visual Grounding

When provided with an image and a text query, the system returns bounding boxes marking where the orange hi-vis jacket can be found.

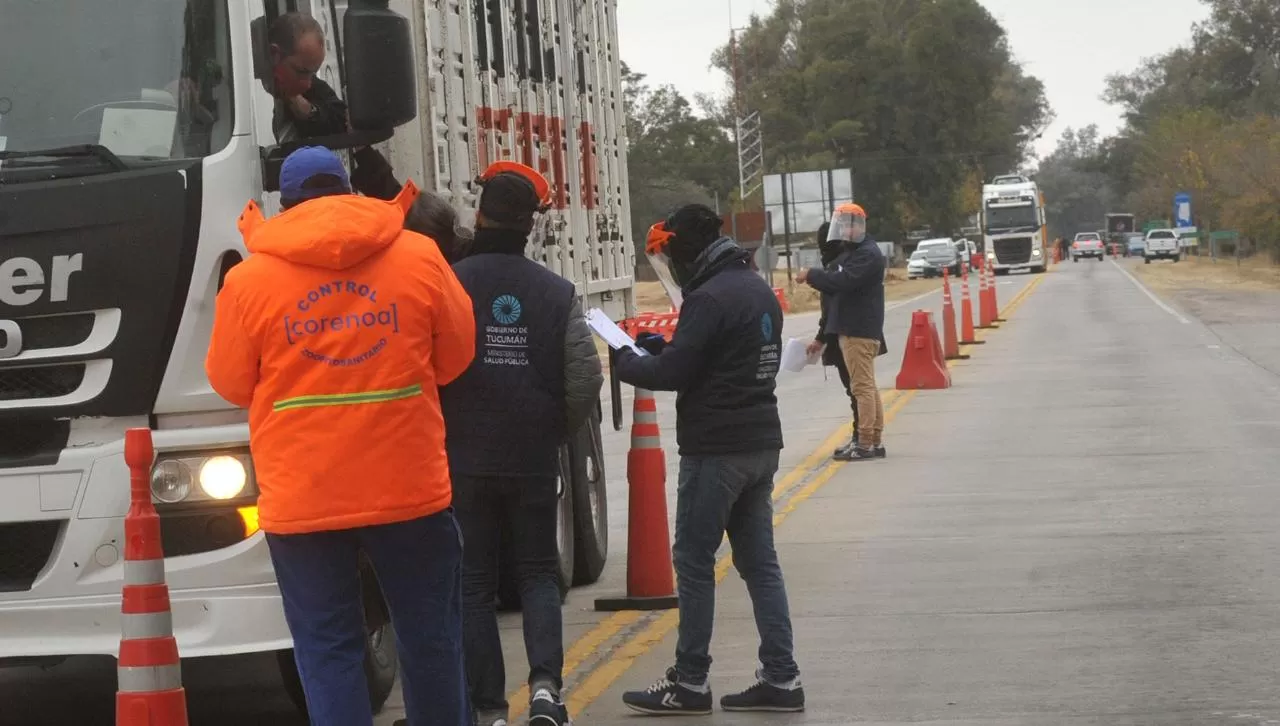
[205,183,476,535]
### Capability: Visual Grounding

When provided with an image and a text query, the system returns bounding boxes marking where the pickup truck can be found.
[1143,229,1182,263]
[1071,233,1105,262]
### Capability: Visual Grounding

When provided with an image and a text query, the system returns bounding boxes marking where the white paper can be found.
[780,338,816,373]
[586,307,648,356]
[99,107,177,158]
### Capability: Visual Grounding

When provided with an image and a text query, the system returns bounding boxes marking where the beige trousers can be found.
[838,336,884,447]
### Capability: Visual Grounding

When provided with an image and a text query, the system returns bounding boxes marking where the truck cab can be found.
[980,174,1049,275]
[0,0,629,712]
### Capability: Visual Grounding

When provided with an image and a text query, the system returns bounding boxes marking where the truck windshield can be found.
[985,203,1039,232]
[0,0,234,167]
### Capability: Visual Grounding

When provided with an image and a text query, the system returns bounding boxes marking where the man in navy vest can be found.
[439,162,603,726]
[615,204,804,715]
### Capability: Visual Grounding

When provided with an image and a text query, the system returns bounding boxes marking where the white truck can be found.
[1143,228,1182,264]
[980,174,1049,275]
[0,0,631,712]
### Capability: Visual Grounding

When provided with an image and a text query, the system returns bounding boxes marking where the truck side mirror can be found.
[343,0,417,131]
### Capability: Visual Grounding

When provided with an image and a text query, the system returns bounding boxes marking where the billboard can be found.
[762,168,854,236]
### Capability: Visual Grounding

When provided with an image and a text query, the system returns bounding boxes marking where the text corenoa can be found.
[283,304,401,345]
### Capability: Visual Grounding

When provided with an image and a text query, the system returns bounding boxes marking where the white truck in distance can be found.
[980,174,1049,275]
[0,0,632,712]
[1143,229,1182,264]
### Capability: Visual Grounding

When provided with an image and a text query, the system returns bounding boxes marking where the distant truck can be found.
[980,174,1049,274]
[1105,213,1136,255]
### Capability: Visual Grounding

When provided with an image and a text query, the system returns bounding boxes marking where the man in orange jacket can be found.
[205,146,476,726]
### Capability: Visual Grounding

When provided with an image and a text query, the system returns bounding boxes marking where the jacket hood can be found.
[237,181,421,270]
[685,236,750,292]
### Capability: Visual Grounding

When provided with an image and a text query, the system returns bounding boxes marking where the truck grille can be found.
[17,313,96,351]
[994,237,1033,265]
[0,365,86,402]
[0,521,62,592]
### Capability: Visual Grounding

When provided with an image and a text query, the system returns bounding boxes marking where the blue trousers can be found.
[266,510,468,726]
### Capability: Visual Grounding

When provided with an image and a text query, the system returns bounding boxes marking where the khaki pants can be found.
[838,336,884,447]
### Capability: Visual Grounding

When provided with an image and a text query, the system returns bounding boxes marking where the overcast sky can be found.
[616,0,1211,159]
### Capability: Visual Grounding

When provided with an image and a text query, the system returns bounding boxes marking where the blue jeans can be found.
[672,450,800,686]
[453,475,564,711]
[266,510,469,726]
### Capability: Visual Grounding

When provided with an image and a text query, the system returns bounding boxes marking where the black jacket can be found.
[273,78,402,202]
[615,240,784,456]
[806,236,886,343]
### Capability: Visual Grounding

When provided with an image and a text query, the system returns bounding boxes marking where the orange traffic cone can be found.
[895,310,952,390]
[978,262,998,329]
[989,266,1004,322]
[117,428,189,726]
[941,269,969,361]
[595,389,678,611]
[959,263,982,345]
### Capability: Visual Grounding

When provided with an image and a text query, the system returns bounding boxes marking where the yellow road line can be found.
[566,390,918,717]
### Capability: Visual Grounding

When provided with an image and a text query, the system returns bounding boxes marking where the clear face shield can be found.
[475,160,553,245]
[826,209,867,245]
[645,221,685,311]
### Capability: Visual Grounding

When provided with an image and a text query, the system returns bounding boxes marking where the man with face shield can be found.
[806,221,860,458]
[797,203,888,461]
[617,204,804,716]
[438,162,604,726]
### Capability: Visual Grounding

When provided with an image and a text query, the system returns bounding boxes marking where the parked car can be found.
[953,238,978,268]
[1125,233,1145,257]
[1143,229,1181,263]
[1071,232,1105,262]
[906,249,931,279]
[916,238,961,276]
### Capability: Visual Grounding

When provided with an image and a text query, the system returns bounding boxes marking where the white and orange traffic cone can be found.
[941,269,969,361]
[595,388,679,611]
[959,262,983,345]
[117,428,189,726]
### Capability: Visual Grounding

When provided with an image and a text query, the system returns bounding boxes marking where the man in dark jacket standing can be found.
[798,203,887,461]
[617,204,804,716]
[439,162,603,726]
[807,221,859,459]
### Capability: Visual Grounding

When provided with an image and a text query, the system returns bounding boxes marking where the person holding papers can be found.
[614,204,804,716]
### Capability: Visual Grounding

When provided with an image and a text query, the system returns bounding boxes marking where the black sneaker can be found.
[720,674,805,712]
[622,668,713,716]
[529,687,568,726]
[875,445,887,458]
[841,445,878,461]
[832,439,856,460]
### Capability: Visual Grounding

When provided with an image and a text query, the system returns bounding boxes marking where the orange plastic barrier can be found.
[895,310,952,390]
[940,270,968,361]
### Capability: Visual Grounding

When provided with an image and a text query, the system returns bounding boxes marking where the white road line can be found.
[1109,259,1191,324]
[887,286,942,311]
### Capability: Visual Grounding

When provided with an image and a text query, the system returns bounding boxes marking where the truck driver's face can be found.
[272,32,326,98]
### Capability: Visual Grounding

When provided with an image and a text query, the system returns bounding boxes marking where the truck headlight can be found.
[200,456,248,500]
[150,450,257,505]
[1032,249,1042,257]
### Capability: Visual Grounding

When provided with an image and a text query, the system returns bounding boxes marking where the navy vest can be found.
[440,253,573,477]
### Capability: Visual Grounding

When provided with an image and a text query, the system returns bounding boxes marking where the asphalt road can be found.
[572,258,1280,725]
[0,271,1038,726]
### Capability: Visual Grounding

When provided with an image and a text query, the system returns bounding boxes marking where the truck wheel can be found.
[279,560,399,715]
[1144,257,1151,264]
[1173,254,1181,263]
[497,448,574,611]
[570,406,608,586]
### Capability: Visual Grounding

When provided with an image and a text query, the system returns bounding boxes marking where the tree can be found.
[707,0,1049,241]
[621,63,737,262]
[1035,126,1116,239]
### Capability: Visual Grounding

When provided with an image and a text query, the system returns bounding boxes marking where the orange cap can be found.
[835,202,867,218]
[479,161,552,206]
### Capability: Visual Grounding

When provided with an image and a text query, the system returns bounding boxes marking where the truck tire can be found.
[279,560,398,716]
[1144,257,1151,265]
[497,446,574,611]
[1173,254,1181,263]
[570,405,608,586]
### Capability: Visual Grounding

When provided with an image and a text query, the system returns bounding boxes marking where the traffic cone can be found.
[959,263,983,345]
[989,265,1004,322]
[117,428,189,726]
[595,389,678,611]
[895,310,951,390]
[940,269,968,361]
[978,262,998,329]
